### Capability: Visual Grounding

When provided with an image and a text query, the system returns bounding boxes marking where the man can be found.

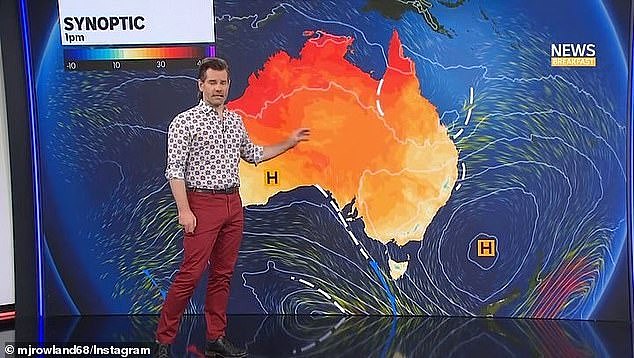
[155,57,309,357]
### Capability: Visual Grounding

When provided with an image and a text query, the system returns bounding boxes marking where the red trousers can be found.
[156,191,243,343]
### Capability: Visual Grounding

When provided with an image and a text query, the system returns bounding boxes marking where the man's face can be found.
[198,68,229,107]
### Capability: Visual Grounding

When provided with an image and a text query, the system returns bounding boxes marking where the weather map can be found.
[235,30,458,246]
[33,0,629,323]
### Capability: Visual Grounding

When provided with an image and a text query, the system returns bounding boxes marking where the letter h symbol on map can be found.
[477,239,496,257]
[265,170,279,186]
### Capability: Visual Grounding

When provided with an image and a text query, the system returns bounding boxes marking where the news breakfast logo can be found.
[550,43,596,67]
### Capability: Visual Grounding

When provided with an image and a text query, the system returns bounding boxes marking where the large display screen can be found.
[26,0,632,319]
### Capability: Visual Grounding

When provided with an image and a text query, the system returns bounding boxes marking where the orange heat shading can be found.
[230,30,458,245]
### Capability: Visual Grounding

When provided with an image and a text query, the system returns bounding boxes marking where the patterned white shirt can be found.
[165,100,264,189]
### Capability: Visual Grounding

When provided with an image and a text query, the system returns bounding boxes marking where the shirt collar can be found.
[198,100,227,116]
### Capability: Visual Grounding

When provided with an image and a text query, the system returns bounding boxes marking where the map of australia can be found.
[231,30,458,246]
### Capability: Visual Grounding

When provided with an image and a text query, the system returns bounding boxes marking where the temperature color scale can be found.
[63,44,215,71]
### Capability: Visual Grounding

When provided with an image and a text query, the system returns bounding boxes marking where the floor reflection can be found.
[15,315,632,357]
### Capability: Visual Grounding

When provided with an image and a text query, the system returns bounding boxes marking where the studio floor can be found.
[3,315,632,357]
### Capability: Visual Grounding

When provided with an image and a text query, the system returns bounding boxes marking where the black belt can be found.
[187,186,239,194]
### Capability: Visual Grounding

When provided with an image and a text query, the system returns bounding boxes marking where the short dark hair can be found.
[198,57,230,81]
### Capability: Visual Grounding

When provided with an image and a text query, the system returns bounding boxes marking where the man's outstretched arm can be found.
[261,128,310,162]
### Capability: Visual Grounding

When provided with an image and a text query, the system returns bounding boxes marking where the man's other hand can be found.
[179,209,197,233]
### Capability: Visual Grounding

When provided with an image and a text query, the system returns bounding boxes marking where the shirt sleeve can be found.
[239,118,264,165]
[164,114,191,180]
